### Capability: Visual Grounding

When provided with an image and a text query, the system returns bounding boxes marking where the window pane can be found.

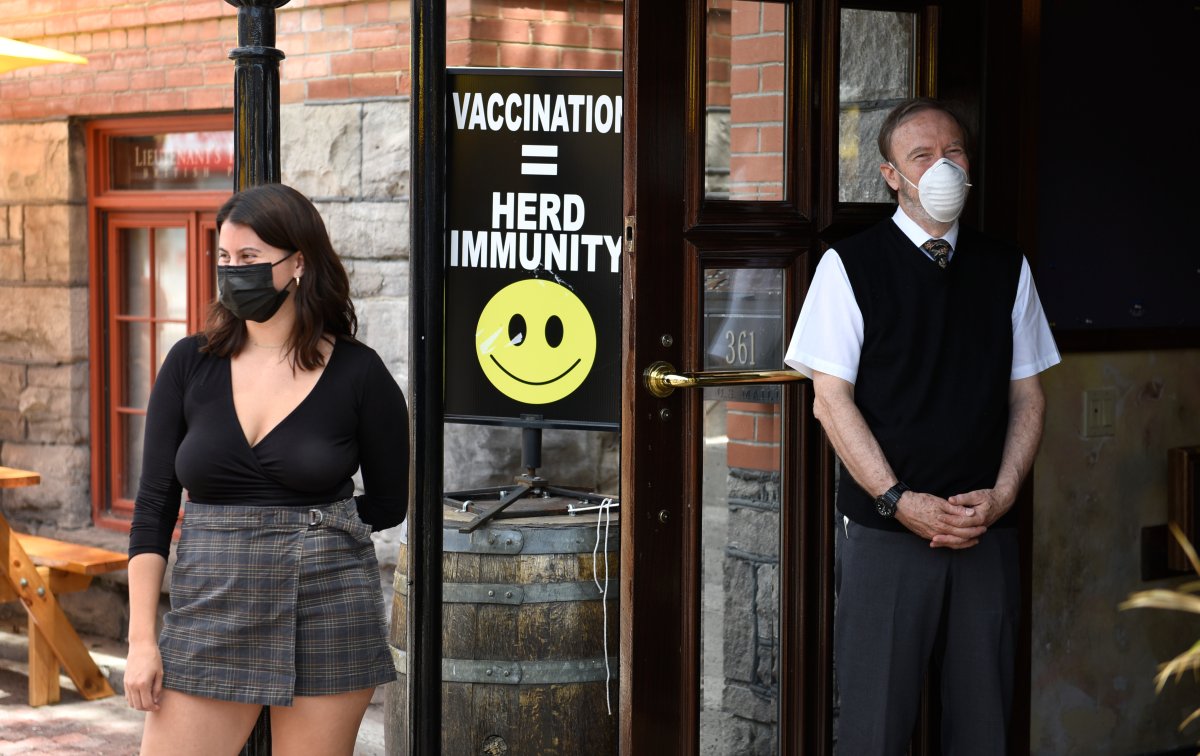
[121,321,151,409]
[207,227,218,299]
[121,228,150,317]
[838,9,917,203]
[121,412,146,501]
[155,227,188,320]
[110,131,235,191]
[701,395,782,754]
[707,1,788,201]
[704,268,786,371]
[157,322,187,372]
[700,267,785,752]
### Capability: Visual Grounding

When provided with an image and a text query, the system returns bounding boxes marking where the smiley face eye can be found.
[545,315,564,348]
[508,313,526,345]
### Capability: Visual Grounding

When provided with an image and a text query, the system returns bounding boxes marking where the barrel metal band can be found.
[443,656,616,685]
[389,650,615,685]
[440,581,613,605]
[441,528,523,554]
[442,526,618,555]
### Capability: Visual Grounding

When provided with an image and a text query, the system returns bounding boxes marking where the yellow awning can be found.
[0,36,88,75]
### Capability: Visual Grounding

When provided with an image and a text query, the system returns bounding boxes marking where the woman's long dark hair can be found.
[204,183,358,370]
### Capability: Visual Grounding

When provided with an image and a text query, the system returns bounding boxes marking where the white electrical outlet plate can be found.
[1083,388,1117,437]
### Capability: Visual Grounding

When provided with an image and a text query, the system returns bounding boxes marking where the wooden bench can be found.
[2,466,129,706]
[1,529,129,705]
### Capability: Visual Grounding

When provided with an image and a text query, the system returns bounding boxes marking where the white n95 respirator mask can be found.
[890,157,972,223]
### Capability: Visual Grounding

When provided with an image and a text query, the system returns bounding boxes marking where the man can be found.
[784,98,1060,754]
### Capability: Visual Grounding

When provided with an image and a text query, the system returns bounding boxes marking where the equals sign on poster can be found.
[521,145,558,175]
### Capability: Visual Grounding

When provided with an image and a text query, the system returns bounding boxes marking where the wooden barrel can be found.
[386,503,619,755]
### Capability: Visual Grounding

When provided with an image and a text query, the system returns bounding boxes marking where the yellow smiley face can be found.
[475,279,597,404]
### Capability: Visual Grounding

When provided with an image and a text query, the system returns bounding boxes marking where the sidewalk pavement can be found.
[0,624,388,755]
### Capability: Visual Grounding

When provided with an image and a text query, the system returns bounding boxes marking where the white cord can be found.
[592,497,614,716]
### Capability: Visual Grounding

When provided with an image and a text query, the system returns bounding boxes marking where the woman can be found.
[124,183,408,755]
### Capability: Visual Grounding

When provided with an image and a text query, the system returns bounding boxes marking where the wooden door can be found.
[622,2,828,752]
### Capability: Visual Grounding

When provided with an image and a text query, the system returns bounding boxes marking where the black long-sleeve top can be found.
[128,334,409,559]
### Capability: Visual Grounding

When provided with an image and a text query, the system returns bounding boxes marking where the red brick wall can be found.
[276,1,411,102]
[727,1,784,200]
[0,0,622,121]
[706,0,731,109]
[0,0,411,119]
[1,0,233,120]
[726,400,781,472]
[448,0,622,70]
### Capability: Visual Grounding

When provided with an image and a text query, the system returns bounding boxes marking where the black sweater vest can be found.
[835,220,1022,531]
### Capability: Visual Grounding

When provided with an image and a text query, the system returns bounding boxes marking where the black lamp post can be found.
[227,0,288,191]
[223,6,288,752]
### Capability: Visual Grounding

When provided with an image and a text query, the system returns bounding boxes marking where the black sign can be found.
[444,69,622,430]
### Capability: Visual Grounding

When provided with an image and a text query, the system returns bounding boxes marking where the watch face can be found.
[875,496,896,517]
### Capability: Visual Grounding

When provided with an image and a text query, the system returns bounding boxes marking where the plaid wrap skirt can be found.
[159,498,397,706]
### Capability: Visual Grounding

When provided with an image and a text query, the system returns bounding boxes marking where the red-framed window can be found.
[86,115,232,530]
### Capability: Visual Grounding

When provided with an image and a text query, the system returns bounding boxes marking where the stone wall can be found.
[281,99,412,384]
[722,466,781,755]
[0,119,92,528]
[838,8,915,203]
[715,400,782,753]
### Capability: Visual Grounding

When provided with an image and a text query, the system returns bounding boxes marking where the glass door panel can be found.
[699,267,786,753]
[107,216,194,516]
[838,9,918,203]
[120,321,152,409]
[194,219,219,321]
[157,323,188,369]
[121,414,146,502]
[121,228,151,316]
[155,226,189,320]
[706,1,789,201]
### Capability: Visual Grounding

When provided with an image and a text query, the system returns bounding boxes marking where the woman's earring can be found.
[294,275,301,287]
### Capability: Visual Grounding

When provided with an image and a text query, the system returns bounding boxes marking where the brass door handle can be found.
[642,360,808,398]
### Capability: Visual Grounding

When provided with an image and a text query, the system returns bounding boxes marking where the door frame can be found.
[620,0,1036,753]
[621,3,832,752]
[85,114,230,528]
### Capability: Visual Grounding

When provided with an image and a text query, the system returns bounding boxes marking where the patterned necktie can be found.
[922,238,951,269]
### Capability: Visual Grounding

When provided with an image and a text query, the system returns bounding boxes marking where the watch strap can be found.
[875,481,909,517]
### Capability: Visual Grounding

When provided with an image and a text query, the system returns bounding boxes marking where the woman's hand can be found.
[124,639,164,711]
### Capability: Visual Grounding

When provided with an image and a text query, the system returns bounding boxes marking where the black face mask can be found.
[216,251,297,323]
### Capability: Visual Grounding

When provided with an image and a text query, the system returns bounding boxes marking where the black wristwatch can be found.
[874,482,909,518]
